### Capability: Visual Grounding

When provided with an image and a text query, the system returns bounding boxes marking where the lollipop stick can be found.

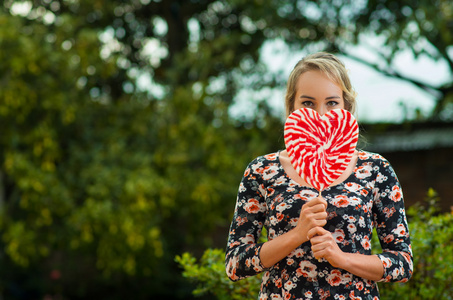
[317,189,322,262]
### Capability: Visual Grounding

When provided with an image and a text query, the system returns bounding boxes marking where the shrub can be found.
[175,249,262,300]
[374,189,453,299]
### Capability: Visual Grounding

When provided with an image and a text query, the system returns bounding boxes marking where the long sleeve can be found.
[225,158,268,281]
[372,156,413,282]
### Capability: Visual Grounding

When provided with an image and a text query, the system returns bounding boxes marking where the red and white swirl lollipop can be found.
[284,108,359,194]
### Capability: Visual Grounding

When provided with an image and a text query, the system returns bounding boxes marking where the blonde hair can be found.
[285,52,357,116]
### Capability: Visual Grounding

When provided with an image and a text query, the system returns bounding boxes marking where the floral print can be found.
[225,151,413,299]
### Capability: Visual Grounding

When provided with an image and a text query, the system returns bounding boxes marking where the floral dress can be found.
[225,151,413,300]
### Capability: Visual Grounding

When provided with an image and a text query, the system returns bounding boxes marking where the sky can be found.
[230,37,452,124]
[342,45,450,123]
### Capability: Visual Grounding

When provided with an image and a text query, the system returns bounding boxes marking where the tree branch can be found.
[343,52,443,100]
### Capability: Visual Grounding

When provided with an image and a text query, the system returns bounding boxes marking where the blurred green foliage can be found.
[0,0,452,299]
[176,249,262,300]
[375,189,453,299]
[0,3,283,298]
[177,190,453,299]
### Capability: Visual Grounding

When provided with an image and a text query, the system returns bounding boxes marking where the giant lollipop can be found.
[284,108,359,194]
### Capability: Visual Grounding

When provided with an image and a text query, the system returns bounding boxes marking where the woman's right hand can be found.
[259,196,328,268]
[295,196,328,243]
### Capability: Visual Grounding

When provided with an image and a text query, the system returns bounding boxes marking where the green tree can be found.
[354,0,453,119]
[1,0,452,299]
[4,1,451,118]
[0,3,283,298]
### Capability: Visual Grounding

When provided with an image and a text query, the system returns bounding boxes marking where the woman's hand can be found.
[259,195,329,268]
[308,226,345,268]
[294,196,328,244]
[308,226,385,280]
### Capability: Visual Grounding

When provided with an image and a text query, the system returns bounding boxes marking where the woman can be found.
[225,52,413,299]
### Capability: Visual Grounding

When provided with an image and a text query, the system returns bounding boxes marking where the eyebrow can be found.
[299,95,341,100]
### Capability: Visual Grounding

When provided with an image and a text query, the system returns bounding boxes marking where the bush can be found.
[175,249,262,300]
[177,189,453,299]
[374,189,453,299]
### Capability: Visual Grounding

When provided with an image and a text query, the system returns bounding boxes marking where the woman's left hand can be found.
[308,227,345,268]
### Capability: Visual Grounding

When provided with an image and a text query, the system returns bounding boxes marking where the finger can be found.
[307,199,328,213]
[307,227,329,240]
[305,218,327,234]
[311,243,327,260]
[311,241,327,252]
[302,209,327,221]
[302,203,327,215]
[312,211,328,221]
[312,196,328,209]
[307,227,322,240]
[312,203,327,212]
[312,216,327,228]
